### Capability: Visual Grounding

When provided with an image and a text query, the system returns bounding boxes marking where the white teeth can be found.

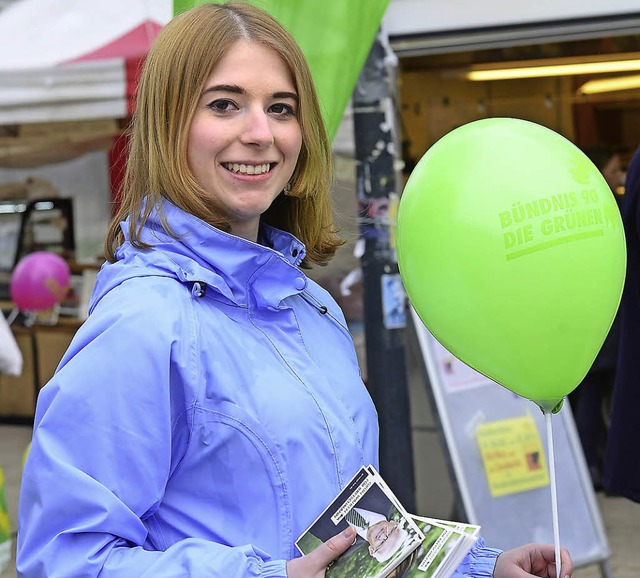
[224,163,271,175]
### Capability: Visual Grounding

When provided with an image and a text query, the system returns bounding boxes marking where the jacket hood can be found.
[89,199,308,314]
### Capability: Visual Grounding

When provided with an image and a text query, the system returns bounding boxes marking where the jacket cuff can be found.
[260,559,288,578]
[454,537,502,577]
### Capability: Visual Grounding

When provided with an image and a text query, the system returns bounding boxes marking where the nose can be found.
[240,107,274,148]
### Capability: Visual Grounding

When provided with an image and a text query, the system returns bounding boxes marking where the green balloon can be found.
[397,118,626,412]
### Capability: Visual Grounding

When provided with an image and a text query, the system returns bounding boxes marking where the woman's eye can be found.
[206,99,237,113]
[270,103,296,116]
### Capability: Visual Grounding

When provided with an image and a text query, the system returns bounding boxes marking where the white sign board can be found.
[409,308,612,575]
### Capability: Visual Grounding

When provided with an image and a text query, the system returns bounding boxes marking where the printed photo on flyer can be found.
[296,466,424,578]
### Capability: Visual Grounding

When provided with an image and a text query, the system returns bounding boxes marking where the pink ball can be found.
[10,251,71,311]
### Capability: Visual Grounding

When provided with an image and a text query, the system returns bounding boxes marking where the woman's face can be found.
[601,153,624,194]
[187,41,302,241]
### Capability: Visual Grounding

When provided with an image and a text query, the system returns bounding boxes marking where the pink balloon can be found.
[10,251,71,311]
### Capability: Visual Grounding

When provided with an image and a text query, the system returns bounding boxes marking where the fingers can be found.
[286,526,356,578]
[321,526,357,561]
[537,544,574,577]
[493,549,535,578]
[493,543,574,578]
[558,547,574,578]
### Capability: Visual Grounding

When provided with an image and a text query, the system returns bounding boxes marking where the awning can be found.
[0,0,172,166]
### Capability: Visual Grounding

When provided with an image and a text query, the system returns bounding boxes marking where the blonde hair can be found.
[105,2,343,267]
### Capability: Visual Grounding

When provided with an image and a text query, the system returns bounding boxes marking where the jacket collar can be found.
[93,200,309,311]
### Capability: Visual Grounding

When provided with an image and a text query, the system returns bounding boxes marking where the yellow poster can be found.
[476,414,549,497]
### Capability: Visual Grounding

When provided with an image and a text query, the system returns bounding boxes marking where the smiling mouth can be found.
[222,162,272,175]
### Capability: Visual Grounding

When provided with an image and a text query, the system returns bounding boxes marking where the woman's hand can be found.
[286,526,356,578]
[494,543,573,578]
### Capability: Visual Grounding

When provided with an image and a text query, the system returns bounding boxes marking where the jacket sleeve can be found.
[451,537,501,578]
[16,286,287,578]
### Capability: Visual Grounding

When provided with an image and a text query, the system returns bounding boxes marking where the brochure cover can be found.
[296,465,425,578]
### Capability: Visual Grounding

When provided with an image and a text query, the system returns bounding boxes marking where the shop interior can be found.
[396,32,640,193]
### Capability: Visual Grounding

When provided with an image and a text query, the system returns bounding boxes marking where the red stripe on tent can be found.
[65,20,163,62]
[61,19,163,116]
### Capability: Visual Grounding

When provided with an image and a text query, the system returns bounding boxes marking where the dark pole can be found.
[352,30,416,511]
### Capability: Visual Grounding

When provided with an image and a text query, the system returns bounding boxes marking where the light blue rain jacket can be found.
[17,200,499,577]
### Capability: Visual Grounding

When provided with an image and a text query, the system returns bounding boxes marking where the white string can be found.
[545,410,561,578]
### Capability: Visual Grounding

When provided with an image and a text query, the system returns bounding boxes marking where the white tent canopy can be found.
[0,0,173,166]
[0,0,171,69]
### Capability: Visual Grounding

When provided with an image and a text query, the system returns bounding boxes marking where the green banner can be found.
[173,0,390,141]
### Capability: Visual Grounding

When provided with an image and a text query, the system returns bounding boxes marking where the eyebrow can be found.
[202,84,298,102]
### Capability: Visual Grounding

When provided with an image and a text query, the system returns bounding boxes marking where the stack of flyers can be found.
[295,465,479,578]
[296,466,425,578]
[393,516,479,578]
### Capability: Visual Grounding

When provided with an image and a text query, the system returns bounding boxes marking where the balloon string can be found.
[545,411,561,578]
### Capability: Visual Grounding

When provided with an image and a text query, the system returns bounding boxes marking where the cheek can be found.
[187,125,213,176]
[187,124,206,158]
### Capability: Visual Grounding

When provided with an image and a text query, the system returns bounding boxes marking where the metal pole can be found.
[352,29,416,511]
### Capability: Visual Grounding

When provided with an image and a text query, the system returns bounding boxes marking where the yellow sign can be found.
[476,414,549,497]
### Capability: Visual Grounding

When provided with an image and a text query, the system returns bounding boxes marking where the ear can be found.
[369,545,374,556]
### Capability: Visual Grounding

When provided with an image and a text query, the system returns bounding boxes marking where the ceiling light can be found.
[461,53,640,81]
[577,74,640,95]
